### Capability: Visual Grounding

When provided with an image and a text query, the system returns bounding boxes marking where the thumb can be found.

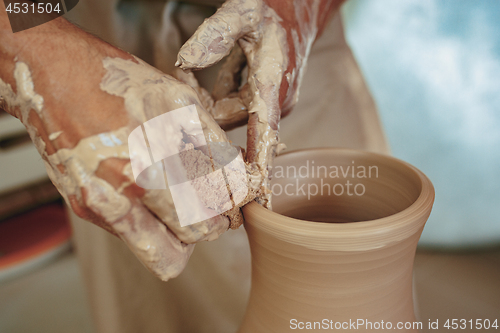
[176,0,263,70]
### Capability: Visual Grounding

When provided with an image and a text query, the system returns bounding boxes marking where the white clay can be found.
[0,62,46,156]
[48,130,63,140]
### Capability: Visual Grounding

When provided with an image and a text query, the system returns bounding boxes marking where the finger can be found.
[173,69,249,131]
[243,21,289,207]
[211,44,247,100]
[112,201,195,281]
[142,188,231,243]
[175,0,263,70]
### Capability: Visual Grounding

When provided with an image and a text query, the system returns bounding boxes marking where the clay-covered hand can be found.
[0,13,251,280]
[175,0,343,206]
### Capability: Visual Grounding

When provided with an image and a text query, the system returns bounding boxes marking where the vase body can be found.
[239,149,435,332]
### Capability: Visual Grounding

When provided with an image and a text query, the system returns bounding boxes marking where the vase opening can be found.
[270,149,424,224]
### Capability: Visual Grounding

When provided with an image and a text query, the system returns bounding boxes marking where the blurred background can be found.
[1,0,499,332]
[343,0,500,248]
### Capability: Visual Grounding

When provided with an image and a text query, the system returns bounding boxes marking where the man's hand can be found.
[175,0,343,207]
[0,6,251,280]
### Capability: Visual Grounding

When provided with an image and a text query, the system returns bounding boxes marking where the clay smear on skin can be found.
[46,127,132,223]
[48,130,63,140]
[175,0,265,70]
[101,56,229,145]
[249,0,322,206]
[248,9,288,207]
[0,62,46,154]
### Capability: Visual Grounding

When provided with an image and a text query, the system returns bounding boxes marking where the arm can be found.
[0,3,248,280]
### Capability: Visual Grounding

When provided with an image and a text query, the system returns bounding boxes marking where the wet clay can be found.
[239,148,435,332]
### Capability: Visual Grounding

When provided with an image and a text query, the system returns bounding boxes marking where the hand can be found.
[175,0,343,206]
[0,12,252,280]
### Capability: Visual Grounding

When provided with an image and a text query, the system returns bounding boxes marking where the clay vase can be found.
[239,148,435,332]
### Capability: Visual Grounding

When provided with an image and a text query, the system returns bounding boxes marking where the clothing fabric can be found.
[66,1,388,332]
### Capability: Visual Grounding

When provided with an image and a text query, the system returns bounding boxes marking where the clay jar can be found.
[240,148,435,332]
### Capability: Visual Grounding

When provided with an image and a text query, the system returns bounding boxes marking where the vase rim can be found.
[242,148,435,252]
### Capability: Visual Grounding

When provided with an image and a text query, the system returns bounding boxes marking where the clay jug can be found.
[239,148,434,332]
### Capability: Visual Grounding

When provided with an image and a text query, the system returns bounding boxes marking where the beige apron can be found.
[66,2,388,332]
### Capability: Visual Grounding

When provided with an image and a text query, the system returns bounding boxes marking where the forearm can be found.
[0,1,96,92]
